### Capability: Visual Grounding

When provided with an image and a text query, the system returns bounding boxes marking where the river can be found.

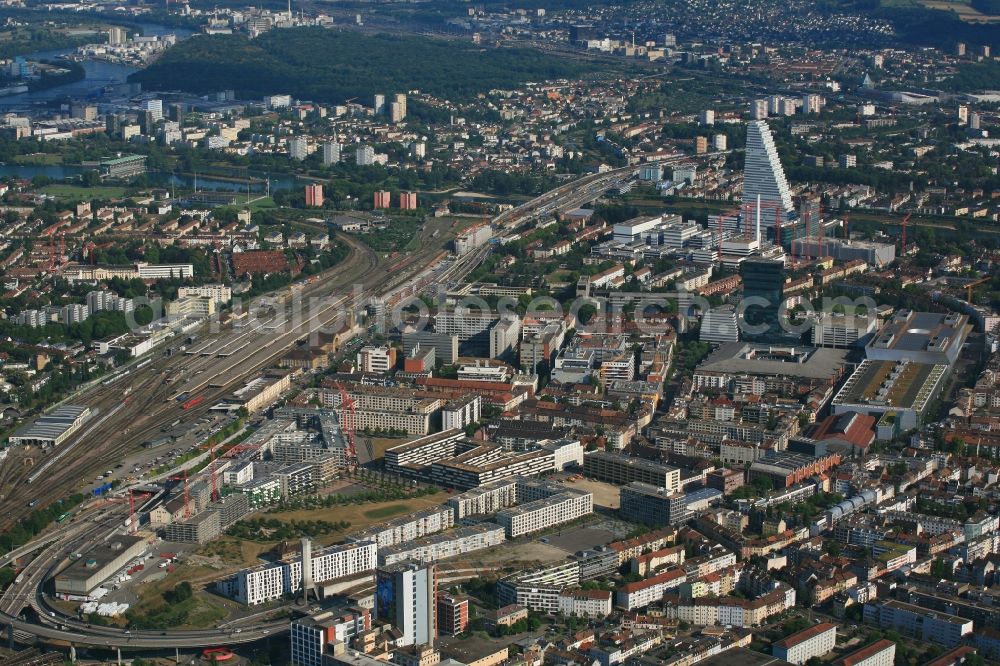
[0,22,297,193]
[0,23,192,111]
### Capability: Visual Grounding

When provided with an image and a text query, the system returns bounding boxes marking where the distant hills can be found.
[129,27,592,103]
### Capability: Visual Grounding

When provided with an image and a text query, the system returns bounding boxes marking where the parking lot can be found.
[89,412,238,493]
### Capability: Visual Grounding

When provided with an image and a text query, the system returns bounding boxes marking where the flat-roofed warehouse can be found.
[693,343,849,391]
[8,404,92,448]
[54,534,147,595]
[865,311,970,367]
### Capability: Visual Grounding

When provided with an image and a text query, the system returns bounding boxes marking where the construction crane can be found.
[900,213,911,255]
[965,276,992,303]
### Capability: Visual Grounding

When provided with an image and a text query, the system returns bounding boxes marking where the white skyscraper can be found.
[322,141,341,166]
[390,102,405,124]
[144,99,163,121]
[376,562,435,647]
[288,136,308,161]
[374,94,386,115]
[741,120,794,220]
[355,145,375,166]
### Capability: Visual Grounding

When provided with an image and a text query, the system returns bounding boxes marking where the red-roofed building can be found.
[832,639,896,666]
[810,412,876,457]
[773,622,837,664]
[231,250,292,277]
[616,567,687,610]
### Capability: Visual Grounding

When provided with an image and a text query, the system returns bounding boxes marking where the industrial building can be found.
[54,535,148,596]
[9,405,92,448]
[748,451,842,488]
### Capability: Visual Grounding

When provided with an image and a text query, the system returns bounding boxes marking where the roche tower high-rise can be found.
[742,120,794,221]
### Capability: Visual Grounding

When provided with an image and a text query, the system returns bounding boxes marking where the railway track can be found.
[0,228,452,530]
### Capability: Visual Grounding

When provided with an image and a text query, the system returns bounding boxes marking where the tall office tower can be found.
[801,93,822,114]
[356,145,375,166]
[376,562,436,646]
[322,141,341,166]
[768,95,784,115]
[740,258,788,343]
[798,196,822,237]
[694,136,708,154]
[106,114,122,137]
[144,99,163,121]
[305,183,324,207]
[374,94,386,115]
[410,141,426,159]
[140,110,157,135]
[390,102,405,124]
[393,93,407,119]
[741,120,794,220]
[958,104,969,125]
[750,99,769,120]
[956,42,966,57]
[289,136,308,161]
[169,102,185,123]
[663,33,676,47]
[970,112,982,130]
[373,190,391,209]
[699,109,715,125]
[107,26,127,46]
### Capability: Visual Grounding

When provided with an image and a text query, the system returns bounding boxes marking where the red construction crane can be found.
[58,230,66,265]
[337,383,358,468]
[900,213,911,255]
[843,213,850,240]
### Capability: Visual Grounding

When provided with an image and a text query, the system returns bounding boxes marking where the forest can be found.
[130,28,590,102]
